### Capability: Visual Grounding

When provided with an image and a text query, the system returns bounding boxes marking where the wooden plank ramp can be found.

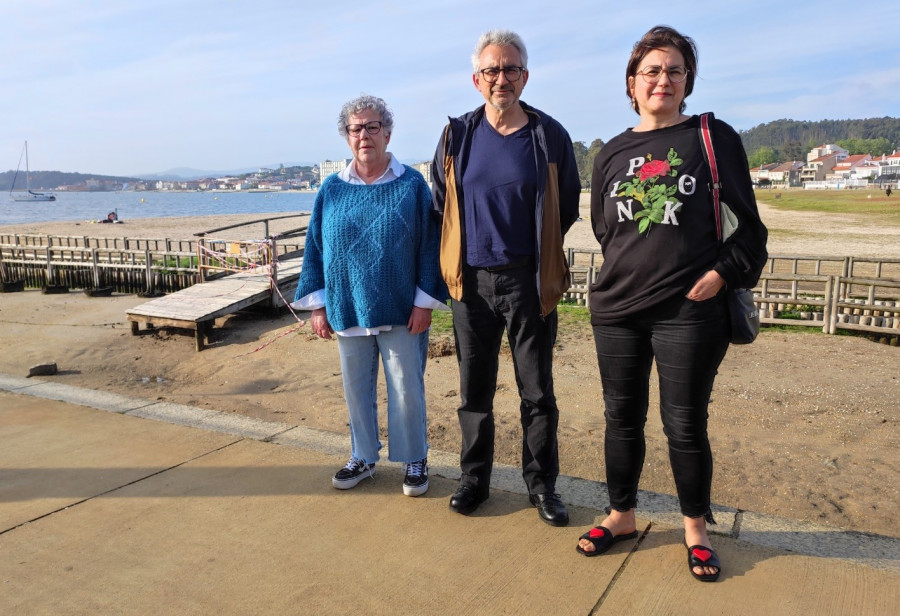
[126,256,301,351]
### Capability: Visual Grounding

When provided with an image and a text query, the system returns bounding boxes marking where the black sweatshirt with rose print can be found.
[588,115,767,326]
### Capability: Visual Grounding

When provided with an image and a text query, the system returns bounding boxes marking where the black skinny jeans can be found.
[451,264,560,496]
[593,294,730,519]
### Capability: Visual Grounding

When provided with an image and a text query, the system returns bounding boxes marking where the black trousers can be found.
[451,264,560,496]
[593,294,730,519]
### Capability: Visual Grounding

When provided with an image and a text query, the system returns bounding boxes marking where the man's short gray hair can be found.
[471,29,528,72]
[337,94,394,138]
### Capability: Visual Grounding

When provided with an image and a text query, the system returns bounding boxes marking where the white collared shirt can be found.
[340,152,406,185]
[291,153,448,336]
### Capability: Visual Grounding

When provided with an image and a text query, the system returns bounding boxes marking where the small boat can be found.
[9,141,56,202]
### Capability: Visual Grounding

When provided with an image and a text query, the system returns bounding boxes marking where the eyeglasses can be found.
[478,66,525,83]
[345,121,383,137]
[636,65,689,84]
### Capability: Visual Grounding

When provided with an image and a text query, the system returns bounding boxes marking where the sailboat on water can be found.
[9,141,56,202]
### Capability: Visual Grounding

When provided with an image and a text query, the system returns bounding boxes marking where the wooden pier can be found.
[126,256,301,351]
[124,214,308,351]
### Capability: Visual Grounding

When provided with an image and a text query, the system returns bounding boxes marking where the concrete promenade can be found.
[2,373,898,615]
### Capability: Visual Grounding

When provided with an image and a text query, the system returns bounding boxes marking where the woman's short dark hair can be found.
[626,25,698,115]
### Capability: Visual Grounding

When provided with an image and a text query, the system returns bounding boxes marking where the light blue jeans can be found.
[336,326,429,464]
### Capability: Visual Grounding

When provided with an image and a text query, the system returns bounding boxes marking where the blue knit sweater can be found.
[295,168,448,332]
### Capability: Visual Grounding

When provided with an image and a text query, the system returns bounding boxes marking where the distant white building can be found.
[753,161,803,187]
[830,154,872,179]
[411,161,432,185]
[319,159,348,180]
[875,151,900,187]
[800,154,837,184]
[806,144,849,163]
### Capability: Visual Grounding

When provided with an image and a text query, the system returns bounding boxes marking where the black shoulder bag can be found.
[699,113,760,345]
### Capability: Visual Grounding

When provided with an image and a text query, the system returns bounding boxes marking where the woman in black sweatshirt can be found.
[575,25,768,583]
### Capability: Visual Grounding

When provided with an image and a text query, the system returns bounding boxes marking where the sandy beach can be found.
[1,195,898,538]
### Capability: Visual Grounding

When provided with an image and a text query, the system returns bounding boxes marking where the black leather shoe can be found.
[449,484,488,515]
[529,493,569,527]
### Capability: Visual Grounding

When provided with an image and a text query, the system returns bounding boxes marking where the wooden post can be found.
[45,246,53,286]
[197,239,206,283]
[145,247,153,293]
[823,276,834,334]
[586,266,596,306]
[268,237,278,308]
[0,246,8,282]
[91,248,100,288]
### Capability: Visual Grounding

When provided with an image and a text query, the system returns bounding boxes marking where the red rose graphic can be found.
[638,159,671,181]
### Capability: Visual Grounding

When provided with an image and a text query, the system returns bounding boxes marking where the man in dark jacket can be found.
[432,29,580,526]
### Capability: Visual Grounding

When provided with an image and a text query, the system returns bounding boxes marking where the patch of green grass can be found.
[433,300,895,346]
[557,301,592,327]
[762,324,822,334]
[430,300,592,339]
[755,188,900,222]
[430,304,454,337]
[153,255,198,274]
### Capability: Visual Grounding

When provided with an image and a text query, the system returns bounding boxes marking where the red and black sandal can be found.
[575,526,639,557]
[686,543,721,582]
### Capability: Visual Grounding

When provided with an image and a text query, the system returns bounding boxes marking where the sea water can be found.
[0,191,317,225]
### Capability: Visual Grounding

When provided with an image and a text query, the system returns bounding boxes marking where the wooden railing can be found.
[3,236,898,341]
[194,214,307,283]
[0,215,308,295]
[564,249,900,341]
[0,243,199,294]
[0,232,196,253]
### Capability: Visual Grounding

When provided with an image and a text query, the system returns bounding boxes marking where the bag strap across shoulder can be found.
[698,112,723,242]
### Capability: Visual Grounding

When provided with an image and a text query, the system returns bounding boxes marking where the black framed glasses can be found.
[345,121,383,137]
[636,65,689,84]
[478,66,525,83]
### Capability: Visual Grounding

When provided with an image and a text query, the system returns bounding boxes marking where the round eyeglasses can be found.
[478,66,525,83]
[636,65,689,84]
[345,121,383,138]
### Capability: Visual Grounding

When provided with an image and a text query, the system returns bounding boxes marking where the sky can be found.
[3,0,899,178]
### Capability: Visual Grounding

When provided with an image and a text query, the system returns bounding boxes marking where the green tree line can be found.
[740,117,900,168]
[574,118,899,179]
[0,170,140,192]
[572,138,606,189]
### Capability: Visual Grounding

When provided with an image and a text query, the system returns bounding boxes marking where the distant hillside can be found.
[739,117,900,162]
[0,170,141,192]
[138,162,316,180]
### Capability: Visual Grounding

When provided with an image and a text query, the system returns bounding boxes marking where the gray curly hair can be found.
[337,94,394,138]
[471,29,528,72]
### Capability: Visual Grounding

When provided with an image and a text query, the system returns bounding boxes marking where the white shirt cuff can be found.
[414,287,450,311]
[290,288,325,311]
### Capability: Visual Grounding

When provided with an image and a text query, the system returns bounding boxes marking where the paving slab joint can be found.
[590,521,654,615]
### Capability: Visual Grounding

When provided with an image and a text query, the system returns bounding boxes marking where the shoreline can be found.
[0,212,314,243]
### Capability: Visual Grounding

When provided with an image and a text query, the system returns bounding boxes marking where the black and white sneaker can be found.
[402,458,429,497]
[332,457,375,490]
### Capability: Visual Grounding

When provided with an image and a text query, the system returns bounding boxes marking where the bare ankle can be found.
[604,508,636,532]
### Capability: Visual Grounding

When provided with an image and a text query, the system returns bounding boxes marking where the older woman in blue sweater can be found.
[293,95,448,496]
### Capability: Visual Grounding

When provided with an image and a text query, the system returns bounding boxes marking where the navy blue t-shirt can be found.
[461,117,537,267]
